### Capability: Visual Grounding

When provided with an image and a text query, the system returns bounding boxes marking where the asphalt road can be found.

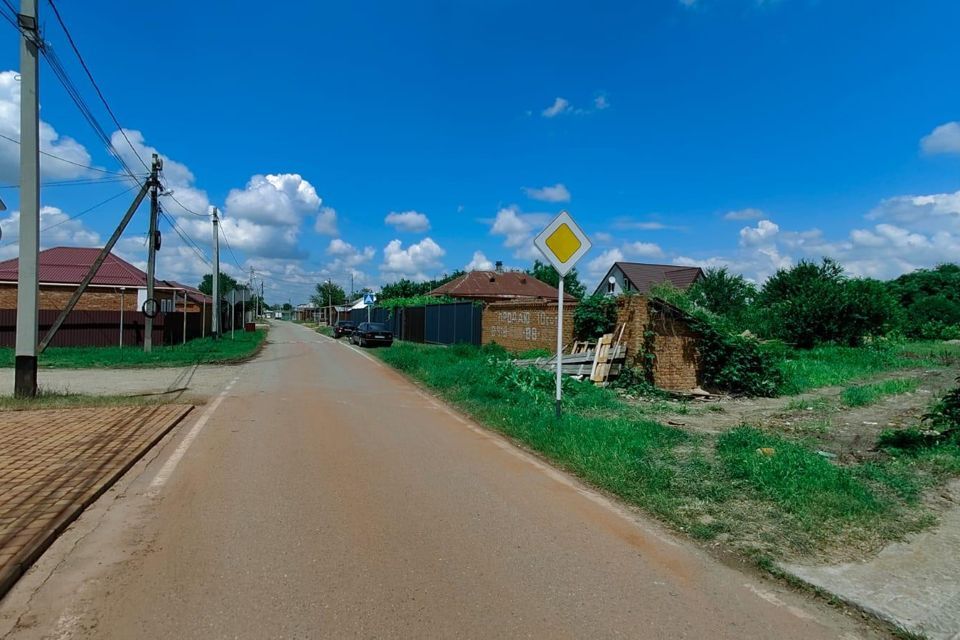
[0,321,882,639]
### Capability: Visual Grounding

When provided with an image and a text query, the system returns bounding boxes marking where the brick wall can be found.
[0,284,186,312]
[482,300,575,353]
[616,295,703,391]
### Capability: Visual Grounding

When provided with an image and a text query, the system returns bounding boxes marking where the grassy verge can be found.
[775,342,956,395]
[317,326,334,338]
[841,378,921,407]
[375,342,955,562]
[0,329,266,369]
[0,391,178,411]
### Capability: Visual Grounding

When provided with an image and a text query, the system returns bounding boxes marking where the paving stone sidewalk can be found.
[781,479,960,640]
[0,404,193,597]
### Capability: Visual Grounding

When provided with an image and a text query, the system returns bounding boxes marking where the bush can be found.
[687,267,757,328]
[759,259,900,348]
[887,264,960,339]
[573,293,618,340]
[924,376,960,432]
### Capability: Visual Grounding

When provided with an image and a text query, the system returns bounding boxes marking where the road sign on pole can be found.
[533,211,592,418]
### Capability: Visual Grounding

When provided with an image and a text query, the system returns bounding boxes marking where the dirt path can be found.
[636,367,958,461]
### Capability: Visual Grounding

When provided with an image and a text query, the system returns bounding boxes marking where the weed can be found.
[841,378,920,407]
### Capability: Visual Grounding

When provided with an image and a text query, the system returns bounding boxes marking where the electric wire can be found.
[218,222,244,272]
[0,175,140,189]
[0,132,133,176]
[159,208,213,267]
[45,0,150,173]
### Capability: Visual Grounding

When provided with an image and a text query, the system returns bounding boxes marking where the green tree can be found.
[759,259,899,348]
[887,263,960,339]
[527,259,586,299]
[198,272,238,296]
[311,281,346,307]
[687,267,757,324]
[573,293,618,340]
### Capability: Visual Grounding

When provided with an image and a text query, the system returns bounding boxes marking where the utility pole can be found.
[14,0,40,398]
[143,153,161,353]
[212,207,220,339]
[250,267,256,319]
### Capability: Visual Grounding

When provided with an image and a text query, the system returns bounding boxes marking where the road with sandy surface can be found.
[0,321,883,638]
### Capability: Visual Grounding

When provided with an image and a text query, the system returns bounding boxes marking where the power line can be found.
[0,132,133,176]
[0,175,137,189]
[218,222,244,272]
[159,209,213,267]
[0,182,140,248]
[158,181,209,217]
[45,0,150,173]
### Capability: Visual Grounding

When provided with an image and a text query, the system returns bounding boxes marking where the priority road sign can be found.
[534,210,592,277]
[532,210,591,419]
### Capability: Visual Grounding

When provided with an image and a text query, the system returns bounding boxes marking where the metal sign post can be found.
[533,211,592,418]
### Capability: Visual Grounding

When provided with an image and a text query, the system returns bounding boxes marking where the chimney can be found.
[495,260,504,274]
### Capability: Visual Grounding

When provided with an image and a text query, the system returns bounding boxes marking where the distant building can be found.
[429,270,576,303]
[594,262,704,296]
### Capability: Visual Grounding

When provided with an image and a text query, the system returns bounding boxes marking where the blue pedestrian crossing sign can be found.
[363,293,376,306]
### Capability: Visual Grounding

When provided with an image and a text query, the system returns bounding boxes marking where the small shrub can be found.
[924,376,960,432]
[573,293,618,340]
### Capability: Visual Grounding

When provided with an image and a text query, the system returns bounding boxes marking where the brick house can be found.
[0,247,212,347]
[594,262,704,297]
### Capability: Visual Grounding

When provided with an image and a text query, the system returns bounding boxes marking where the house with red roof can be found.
[0,247,212,347]
[428,269,575,304]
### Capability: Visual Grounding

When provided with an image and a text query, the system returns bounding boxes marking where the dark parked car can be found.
[333,320,356,338]
[350,322,394,347]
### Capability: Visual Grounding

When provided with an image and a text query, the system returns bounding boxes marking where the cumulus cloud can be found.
[542,97,571,118]
[0,70,100,183]
[865,190,960,233]
[465,250,494,271]
[380,237,445,281]
[523,183,571,203]
[586,248,624,279]
[0,205,101,260]
[225,173,321,227]
[739,219,780,246]
[314,206,338,235]
[724,208,765,221]
[384,210,431,233]
[623,241,665,258]
[920,122,960,155]
[488,206,550,259]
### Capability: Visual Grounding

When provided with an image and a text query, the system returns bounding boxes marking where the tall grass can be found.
[775,344,940,395]
[377,342,941,559]
[841,378,920,407]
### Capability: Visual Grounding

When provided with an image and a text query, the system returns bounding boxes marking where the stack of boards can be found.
[512,324,628,385]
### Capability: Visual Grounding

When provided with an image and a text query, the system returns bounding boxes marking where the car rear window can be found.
[367,323,389,331]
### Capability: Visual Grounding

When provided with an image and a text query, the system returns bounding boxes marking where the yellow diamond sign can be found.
[545,224,581,263]
[533,210,592,276]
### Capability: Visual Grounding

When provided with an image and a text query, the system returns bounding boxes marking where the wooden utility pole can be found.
[144,153,161,352]
[14,0,40,397]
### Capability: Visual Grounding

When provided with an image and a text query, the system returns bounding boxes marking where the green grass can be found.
[316,325,334,338]
[0,329,266,369]
[776,343,949,395]
[375,342,946,560]
[841,378,921,407]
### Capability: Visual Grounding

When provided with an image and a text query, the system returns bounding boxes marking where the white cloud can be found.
[586,248,624,279]
[0,205,101,260]
[0,70,101,182]
[488,206,550,259]
[542,97,571,118]
[623,241,665,258]
[225,173,321,227]
[920,122,960,155]
[724,208,765,221]
[384,210,431,233]
[465,250,494,271]
[593,231,613,244]
[594,95,610,110]
[314,206,338,235]
[380,237,445,282]
[612,218,686,231]
[739,219,780,246]
[523,183,571,203]
[866,190,960,233]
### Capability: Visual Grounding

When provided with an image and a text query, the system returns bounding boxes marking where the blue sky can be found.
[0,0,958,303]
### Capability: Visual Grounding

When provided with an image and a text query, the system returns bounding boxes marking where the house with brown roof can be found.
[429,269,576,304]
[593,262,704,296]
[0,247,212,347]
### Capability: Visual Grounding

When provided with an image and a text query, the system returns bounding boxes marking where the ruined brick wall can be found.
[482,300,575,353]
[615,295,703,391]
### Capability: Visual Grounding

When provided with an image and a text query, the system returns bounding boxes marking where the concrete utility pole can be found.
[211,207,220,339]
[14,0,40,398]
[144,153,161,353]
